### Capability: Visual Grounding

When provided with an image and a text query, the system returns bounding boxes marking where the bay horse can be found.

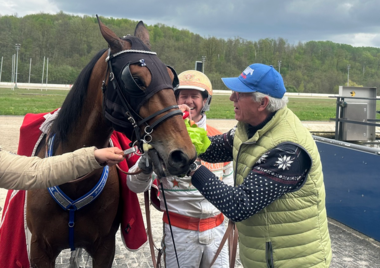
[26,17,196,267]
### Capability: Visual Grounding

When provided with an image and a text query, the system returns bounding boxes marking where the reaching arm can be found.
[0,147,124,190]
[191,143,311,222]
[198,127,236,163]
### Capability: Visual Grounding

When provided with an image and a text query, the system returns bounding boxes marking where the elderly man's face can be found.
[230,92,268,126]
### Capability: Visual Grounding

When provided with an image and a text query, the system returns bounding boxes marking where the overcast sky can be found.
[2,0,380,47]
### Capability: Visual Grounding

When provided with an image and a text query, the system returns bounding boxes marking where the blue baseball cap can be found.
[221,63,286,99]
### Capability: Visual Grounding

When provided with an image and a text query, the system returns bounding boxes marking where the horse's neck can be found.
[61,105,113,153]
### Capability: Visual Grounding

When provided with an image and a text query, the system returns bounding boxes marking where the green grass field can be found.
[0,88,338,121]
[207,95,338,121]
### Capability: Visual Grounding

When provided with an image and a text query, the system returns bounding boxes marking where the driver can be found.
[127,70,233,268]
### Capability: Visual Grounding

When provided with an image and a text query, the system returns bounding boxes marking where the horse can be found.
[25,17,197,267]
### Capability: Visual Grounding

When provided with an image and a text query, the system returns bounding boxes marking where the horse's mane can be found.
[50,49,107,143]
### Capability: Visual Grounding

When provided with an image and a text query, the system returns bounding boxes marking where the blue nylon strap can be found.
[68,207,76,251]
[46,134,110,251]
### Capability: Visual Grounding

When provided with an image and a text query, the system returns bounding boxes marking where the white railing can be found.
[0,82,340,98]
[0,82,72,90]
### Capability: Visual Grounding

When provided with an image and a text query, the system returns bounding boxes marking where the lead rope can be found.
[123,144,180,268]
[149,149,181,268]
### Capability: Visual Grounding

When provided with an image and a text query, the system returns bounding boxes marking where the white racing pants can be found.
[162,222,229,268]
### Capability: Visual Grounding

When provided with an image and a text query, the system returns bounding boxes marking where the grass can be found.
[0,88,68,115]
[208,95,337,121]
[0,88,342,121]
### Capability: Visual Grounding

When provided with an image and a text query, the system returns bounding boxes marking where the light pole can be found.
[202,56,206,73]
[15,44,21,88]
[347,64,350,86]
[0,56,3,82]
[278,60,282,74]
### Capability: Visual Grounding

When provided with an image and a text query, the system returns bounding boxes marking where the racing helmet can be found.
[175,70,213,113]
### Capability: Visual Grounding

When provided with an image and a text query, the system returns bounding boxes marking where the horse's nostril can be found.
[169,150,188,167]
[168,150,191,175]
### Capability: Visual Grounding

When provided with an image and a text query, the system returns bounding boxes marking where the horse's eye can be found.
[133,77,145,90]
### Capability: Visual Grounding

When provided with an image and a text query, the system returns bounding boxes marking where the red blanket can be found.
[0,111,147,267]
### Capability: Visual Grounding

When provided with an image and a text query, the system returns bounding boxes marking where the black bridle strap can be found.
[145,110,183,132]
[137,105,180,127]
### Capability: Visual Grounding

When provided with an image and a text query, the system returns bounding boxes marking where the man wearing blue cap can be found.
[189,63,332,267]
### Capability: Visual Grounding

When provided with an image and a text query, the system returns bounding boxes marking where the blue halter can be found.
[47,134,109,251]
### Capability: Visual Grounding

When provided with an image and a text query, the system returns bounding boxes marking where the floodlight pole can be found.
[41,56,45,91]
[45,57,49,90]
[347,64,350,86]
[11,55,15,83]
[278,60,282,74]
[0,56,3,82]
[28,58,32,90]
[28,58,32,83]
[15,44,21,88]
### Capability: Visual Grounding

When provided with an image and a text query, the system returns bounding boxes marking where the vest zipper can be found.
[235,141,256,187]
[266,241,274,268]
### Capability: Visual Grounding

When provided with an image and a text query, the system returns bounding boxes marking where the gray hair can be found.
[252,92,288,112]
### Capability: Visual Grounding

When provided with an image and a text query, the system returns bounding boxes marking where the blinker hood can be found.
[103,36,179,135]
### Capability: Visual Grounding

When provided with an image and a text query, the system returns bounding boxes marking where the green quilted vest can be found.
[233,107,332,268]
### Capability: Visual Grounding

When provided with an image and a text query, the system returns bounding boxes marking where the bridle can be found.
[102,45,183,267]
[102,46,182,154]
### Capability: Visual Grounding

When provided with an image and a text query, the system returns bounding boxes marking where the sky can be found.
[2,0,380,48]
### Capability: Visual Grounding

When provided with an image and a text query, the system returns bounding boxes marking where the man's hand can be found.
[187,160,202,177]
[94,147,124,166]
[138,154,153,174]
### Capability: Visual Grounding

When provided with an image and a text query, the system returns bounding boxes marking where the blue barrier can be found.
[315,136,380,242]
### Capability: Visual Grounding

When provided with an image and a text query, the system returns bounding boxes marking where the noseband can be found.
[102,45,182,153]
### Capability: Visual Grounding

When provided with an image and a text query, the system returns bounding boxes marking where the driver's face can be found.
[177,89,206,123]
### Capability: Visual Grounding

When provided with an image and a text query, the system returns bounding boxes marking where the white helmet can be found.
[175,70,213,113]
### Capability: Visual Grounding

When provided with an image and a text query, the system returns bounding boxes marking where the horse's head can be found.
[97,17,197,176]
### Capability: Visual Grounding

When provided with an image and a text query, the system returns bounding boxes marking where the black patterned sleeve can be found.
[191,143,311,222]
[198,127,235,163]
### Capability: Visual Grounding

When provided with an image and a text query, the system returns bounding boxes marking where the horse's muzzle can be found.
[167,149,196,176]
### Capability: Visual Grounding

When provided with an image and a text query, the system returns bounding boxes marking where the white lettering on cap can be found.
[243,67,254,76]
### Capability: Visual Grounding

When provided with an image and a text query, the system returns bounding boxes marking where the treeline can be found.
[1,12,380,93]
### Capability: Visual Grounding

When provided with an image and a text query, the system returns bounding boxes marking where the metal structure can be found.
[0,56,3,82]
[331,86,380,141]
[201,56,206,73]
[15,44,21,88]
[315,85,380,243]
[41,56,45,90]
[195,61,203,72]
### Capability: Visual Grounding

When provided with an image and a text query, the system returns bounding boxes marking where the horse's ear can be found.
[134,21,151,49]
[96,15,128,51]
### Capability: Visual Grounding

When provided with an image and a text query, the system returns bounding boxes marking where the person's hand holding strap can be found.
[138,154,153,174]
